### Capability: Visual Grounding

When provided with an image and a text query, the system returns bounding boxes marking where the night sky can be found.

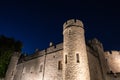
[0,0,120,54]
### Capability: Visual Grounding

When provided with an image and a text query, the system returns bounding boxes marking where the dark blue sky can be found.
[0,0,120,54]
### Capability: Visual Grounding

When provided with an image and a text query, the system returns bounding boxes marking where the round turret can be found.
[63,19,90,80]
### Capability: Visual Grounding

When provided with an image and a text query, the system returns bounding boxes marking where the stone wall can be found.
[5,52,20,80]
[9,40,110,80]
[14,51,63,80]
[13,43,104,80]
[44,50,63,80]
[87,38,110,80]
[14,55,45,80]
[13,43,63,80]
[104,51,120,73]
[87,46,103,80]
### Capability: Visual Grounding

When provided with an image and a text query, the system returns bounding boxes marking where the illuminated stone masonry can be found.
[104,51,120,73]
[5,19,120,80]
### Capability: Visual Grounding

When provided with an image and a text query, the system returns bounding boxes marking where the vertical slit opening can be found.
[65,55,67,64]
[76,53,80,63]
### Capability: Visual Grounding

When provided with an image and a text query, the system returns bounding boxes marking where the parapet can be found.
[63,19,84,30]
[19,43,63,62]
[104,50,120,73]
[104,51,120,58]
[46,43,63,53]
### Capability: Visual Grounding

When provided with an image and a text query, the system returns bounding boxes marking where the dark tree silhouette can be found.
[0,35,22,78]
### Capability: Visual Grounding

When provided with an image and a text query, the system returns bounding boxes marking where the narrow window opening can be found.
[65,55,67,64]
[11,71,14,76]
[76,54,80,63]
[58,61,62,70]
[40,65,43,72]
[68,30,72,35]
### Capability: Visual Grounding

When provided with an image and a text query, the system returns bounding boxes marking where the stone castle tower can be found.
[5,52,20,80]
[5,19,120,80]
[63,19,90,80]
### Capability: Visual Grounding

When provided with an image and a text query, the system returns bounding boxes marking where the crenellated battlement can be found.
[104,51,120,59]
[104,51,120,73]
[87,38,103,51]
[46,43,63,53]
[20,43,63,62]
[63,19,83,30]
[37,42,63,55]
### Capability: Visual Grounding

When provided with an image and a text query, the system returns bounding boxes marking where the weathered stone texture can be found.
[5,52,20,80]
[87,46,103,80]
[63,19,90,80]
[14,55,45,80]
[105,51,120,73]
[44,50,63,80]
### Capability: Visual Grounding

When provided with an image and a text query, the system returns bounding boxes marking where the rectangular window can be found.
[76,54,80,63]
[40,65,43,72]
[58,61,62,70]
[65,55,67,64]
